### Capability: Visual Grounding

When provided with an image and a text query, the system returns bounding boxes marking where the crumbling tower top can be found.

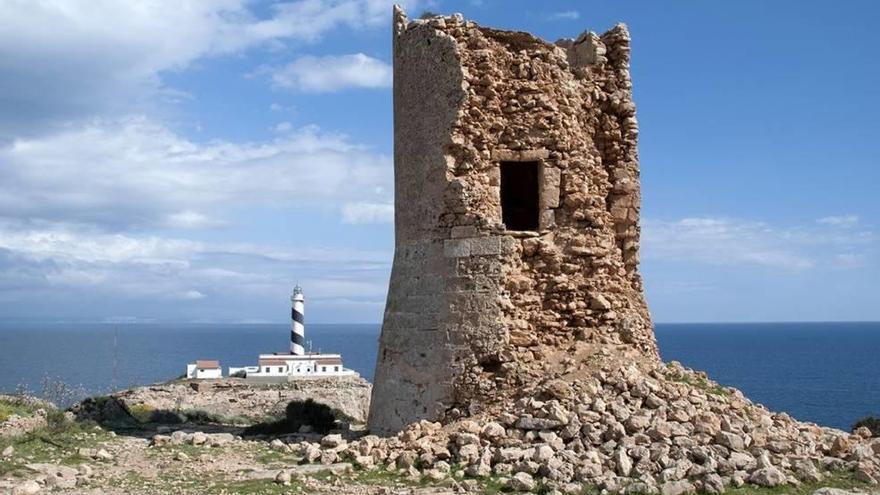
[370,7,655,435]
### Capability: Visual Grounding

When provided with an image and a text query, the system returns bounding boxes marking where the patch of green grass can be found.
[475,475,508,494]
[665,368,730,397]
[0,398,39,423]
[108,469,214,495]
[146,442,207,460]
[205,479,302,494]
[178,408,255,426]
[254,447,301,467]
[353,467,416,486]
[723,471,869,495]
[0,417,110,477]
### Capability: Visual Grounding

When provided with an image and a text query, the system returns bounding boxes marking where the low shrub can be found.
[149,409,185,424]
[243,399,337,436]
[44,409,77,435]
[0,398,39,423]
[853,416,880,437]
[0,402,14,423]
[128,404,155,423]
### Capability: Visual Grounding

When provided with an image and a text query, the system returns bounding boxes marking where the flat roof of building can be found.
[194,360,220,369]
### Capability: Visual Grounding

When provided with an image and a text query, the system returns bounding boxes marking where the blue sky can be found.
[0,0,876,324]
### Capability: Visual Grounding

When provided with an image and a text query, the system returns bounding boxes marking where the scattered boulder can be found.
[12,480,41,495]
[507,472,536,492]
[749,466,787,487]
[274,470,291,486]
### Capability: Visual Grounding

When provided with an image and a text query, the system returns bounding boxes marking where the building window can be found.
[278,367,283,373]
[264,367,269,373]
[334,366,339,372]
[321,366,327,372]
[500,161,540,231]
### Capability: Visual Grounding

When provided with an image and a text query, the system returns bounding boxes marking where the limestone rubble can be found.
[305,359,880,493]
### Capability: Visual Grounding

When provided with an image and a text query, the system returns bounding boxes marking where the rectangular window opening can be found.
[500,161,540,231]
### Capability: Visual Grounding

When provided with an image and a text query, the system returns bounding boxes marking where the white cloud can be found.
[166,211,225,229]
[817,215,860,227]
[0,222,390,304]
[0,116,392,230]
[341,202,394,224]
[0,0,412,138]
[643,217,873,270]
[547,11,580,21]
[268,53,392,92]
[179,290,207,300]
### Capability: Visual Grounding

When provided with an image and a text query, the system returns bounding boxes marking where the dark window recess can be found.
[500,161,540,231]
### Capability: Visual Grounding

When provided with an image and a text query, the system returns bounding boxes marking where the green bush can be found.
[853,416,880,437]
[0,404,13,423]
[243,399,337,436]
[0,398,39,423]
[149,409,185,424]
[128,404,154,423]
[44,409,76,435]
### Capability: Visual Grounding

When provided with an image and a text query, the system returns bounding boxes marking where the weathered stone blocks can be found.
[370,6,656,435]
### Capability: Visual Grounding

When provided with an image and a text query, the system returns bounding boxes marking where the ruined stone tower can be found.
[369,7,657,435]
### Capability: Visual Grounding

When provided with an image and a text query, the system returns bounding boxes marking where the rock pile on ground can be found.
[294,360,880,493]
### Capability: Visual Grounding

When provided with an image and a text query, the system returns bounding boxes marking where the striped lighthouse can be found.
[290,285,305,355]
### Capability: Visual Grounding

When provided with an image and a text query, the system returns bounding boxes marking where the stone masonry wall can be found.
[370,7,657,435]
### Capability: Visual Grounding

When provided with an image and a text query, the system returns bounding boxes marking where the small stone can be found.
[321,434,345,448]
[516,417,562,430]
[854,426,873,439]
[465,461,492,477]
[270,439,287,451]
[424,468,447,481]
[749,466,786,487]
[481,421,506,439]
[170,430,190,445]
[94,448,113,461]
[174,451,190,461]
[150,434,171,447]
[715,431,745,451]
[660,480,695,495]
[190,431,207,445]
[701,474,725,494]
[274,470,291,486]
[614,448,633,477]
[533,444,554,462]
[507,472,536,492]
[303,443,321,463]
[590,294,612,310]
[12,480,41,495]
[854,465,877,484]
[2,445,13,458]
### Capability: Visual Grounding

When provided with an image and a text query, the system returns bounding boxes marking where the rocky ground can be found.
[71,376,371,425]
[1,360,879,495]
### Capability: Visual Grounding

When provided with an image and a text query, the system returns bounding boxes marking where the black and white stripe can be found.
[290,285,305,355]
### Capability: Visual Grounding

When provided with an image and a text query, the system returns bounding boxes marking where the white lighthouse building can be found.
[228,285,357,381]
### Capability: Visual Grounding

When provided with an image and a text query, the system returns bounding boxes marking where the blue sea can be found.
[0,322,877,431]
